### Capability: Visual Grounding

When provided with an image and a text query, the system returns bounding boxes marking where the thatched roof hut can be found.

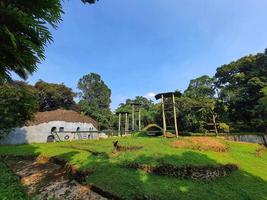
[27,109,98,128]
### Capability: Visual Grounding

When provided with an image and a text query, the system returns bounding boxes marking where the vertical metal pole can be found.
[161,95,166,137]
[118,113,121,136]
[132,104,135,131]
[138,108,141,131]
[172,94,179,138]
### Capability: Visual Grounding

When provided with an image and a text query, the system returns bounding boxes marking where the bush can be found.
[0,161,28,199]
[0,82,39,138]
[219,123,230,133]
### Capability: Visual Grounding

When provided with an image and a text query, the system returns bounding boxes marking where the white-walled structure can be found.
[0,109,99,144]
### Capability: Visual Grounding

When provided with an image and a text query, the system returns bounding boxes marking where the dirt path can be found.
[4,157,107,200]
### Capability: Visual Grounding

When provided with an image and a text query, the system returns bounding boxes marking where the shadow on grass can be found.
[75,151,267,200]
[1,143,267,200]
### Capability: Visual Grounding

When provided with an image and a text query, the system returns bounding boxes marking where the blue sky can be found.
[20,0,267,110]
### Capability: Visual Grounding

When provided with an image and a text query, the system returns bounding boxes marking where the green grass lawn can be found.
[0,136,266,200]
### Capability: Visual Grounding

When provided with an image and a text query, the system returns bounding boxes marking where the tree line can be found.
[0,1,266,137]
[0,49,266,138]
[0,73,113,137]
[116,50,267,134]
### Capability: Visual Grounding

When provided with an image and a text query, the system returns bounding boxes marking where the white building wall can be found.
[0,121,98,145]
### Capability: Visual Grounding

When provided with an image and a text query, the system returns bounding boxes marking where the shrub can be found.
[0,161,28,199]
[219,123,230,133]
[0,82,39,138]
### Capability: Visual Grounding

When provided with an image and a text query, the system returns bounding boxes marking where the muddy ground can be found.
[3,156,107,200]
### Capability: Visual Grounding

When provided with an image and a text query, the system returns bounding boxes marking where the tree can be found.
[0,82,39,138]
[215,50,267,131]
[182,76,220,134]
[35,80,76,112]
[0,0,99,83]
[176,96,209,133]
[254,86,267,132]
[115,96,159,129]
[78,73,112,129]
[184,75,215,99]
[0,0,63,82]
[258,87,267,114]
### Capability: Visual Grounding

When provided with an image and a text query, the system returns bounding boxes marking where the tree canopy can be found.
[179,75,219,133]
[130,50,266,134]
[35,80,76,112]
[78,73,112,129]
[0,0,99,83]
[0,0,63,82]
[0,82,39,138]
[215,50,267,131]
[184,75,215,99]
[115,96,160,129]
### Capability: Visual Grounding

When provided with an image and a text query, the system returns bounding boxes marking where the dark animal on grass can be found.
[112,141,142,152]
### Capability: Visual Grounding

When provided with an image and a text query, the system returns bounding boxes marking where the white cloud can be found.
[144,92,156,100]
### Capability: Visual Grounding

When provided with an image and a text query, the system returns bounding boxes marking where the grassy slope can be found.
[0,137,266,200]
[0,161,29,200]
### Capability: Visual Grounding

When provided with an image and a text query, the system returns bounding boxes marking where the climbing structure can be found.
[129,102,142,131]
[155,92,182,138]
[116,111,130,136]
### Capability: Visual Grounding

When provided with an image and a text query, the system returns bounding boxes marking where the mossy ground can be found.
[0,136,267,200]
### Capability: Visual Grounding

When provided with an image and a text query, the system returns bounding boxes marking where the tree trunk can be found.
[161,95,166,137]
[172,94,179,138]
[212,113,218,136]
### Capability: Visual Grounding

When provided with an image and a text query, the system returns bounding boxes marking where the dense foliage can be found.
[175,76,219,134]
[115,49,267,134]
[0,161,28,200]
[174,50,267,133]
[215,50,267,132]
[115,96,160,130]
[0,82,39,138]
[0,0,63,82]
[0,0,99,138]
[114,50,267,134]
[0,0,99,83]
[35,80,76,112]
[78,73,112,129]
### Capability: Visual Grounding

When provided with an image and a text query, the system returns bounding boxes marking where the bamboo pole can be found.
[125,113,128,135]
[138,108,141,131]
[172,93,179,138]
[132,104,135,131]
[161,95,166,137]
[127,113,129,134]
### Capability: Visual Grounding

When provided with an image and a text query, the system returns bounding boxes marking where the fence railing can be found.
[54,130,134,137]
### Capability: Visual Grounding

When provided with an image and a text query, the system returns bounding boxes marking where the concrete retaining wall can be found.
[225,134,267,145]
[0,121,98,145]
